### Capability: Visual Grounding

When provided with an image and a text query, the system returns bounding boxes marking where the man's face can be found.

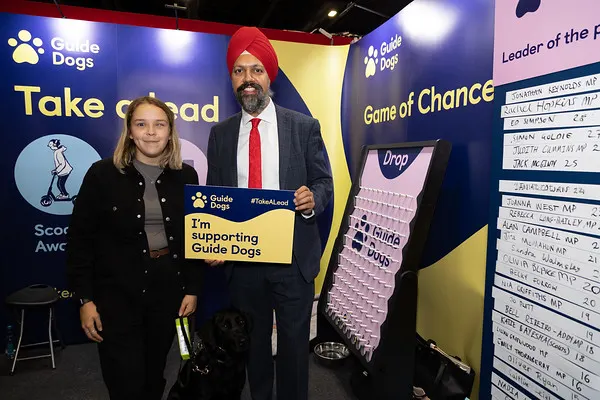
[231,53,271,116]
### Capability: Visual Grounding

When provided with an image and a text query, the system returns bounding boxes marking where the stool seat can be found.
[6,284,59,307]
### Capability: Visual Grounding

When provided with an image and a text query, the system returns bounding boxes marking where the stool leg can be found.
[48,307,56,369]
[10,309,25,375]
[51,307,65,349]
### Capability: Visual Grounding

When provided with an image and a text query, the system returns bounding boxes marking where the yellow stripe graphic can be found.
[272,40,352,292]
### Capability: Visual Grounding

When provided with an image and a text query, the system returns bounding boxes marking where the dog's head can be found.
[202,308,251,354]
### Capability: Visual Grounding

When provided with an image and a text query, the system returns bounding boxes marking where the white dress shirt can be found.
[237,99,280,189]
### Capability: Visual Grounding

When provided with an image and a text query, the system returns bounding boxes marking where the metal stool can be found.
[5,284,65,375]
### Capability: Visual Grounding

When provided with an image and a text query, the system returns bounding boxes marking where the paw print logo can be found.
[191,192,207,209]
[364,46,378,78]
[352,214,370,252]
[8,30,44,65]
[516,0,541,18]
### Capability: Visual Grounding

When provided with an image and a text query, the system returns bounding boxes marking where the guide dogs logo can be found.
[364,34,402,78]
[364,46,379,78]
[8,30,44,65]
[7,27,101,71]
[352,215,370,251]
[351,214,396,268]
[192,192,208,208]
[516,0,542,18]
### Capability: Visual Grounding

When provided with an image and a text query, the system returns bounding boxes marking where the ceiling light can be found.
[328,10,338,17]
[397,1,459,46]
[157,28,195,65]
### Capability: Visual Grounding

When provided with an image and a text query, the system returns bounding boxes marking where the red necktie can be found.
[248,118,262,188]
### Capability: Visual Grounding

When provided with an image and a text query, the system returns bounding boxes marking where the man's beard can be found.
[236,82,271,115]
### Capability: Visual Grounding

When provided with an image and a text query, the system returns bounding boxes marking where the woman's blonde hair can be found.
[113,96,183,171]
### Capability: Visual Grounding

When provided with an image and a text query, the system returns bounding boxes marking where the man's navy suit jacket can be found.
[206,104,333,282]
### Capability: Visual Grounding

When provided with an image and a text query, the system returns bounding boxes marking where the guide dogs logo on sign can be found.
[351,214,401,268]
[8,30,44,65]
[7,25,101,71]
[364,34,403,78]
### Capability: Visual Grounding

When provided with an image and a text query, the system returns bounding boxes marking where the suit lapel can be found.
[276,105,291,189]
[226,113,241,187]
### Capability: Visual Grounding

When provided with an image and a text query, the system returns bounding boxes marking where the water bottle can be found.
[5,325,15,360]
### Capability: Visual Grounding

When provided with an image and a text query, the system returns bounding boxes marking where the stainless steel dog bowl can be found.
[314,342,350,367]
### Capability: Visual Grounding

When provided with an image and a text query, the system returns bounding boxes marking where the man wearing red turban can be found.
[205,26,333,400]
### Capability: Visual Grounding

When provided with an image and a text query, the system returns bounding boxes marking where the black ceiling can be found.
[32,0,413,37]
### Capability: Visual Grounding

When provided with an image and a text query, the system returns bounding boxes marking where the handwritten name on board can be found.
[492,384,517,400]
[499,179,600,201]
[494,347,588,400]
[504,127,600,146]
[504,109,600,131]
[498,206,600,236]
[492,326,600,397]
[495,241,581,283]
[492,326,600,396]
[492,372,533,400]
[493,357,561,400]
[503,154,600,173]
[496,261,600,316]
[493,311,600,377]
[493,311,600,375]
[492,313,600,396]
[494,308,594,366]
[492,287,599,348]
[495,248,582,292]
[495,274,600,328]
[502,195,599,221]
[505,141,600,159]
[496,257,600,320]
[505,73,600,105]
[498,231,600,274]
[497,218,600,254]
[496,238,599,284]
[505,141,600,160]
[502,91,600,118]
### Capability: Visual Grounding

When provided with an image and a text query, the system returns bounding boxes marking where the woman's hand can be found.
[80,302,103,343]
[179,295,197,317]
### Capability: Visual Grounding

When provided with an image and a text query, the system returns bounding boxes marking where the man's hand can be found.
[179,295,197,317]
[294,186,315,214]
[80,302,103,343]
[205,259,225,267]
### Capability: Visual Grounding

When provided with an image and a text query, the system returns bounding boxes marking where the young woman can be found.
[66,96,203,400]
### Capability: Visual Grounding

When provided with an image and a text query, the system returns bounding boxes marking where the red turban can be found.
[226,27,279,82]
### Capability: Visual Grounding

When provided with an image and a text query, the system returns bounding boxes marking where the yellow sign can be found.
[184,185,296,263]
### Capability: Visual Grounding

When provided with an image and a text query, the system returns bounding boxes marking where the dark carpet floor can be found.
[0,341,360,400]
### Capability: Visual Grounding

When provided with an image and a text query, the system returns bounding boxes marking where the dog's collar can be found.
[191,339,211,375]
[193,364,210,375]
[192,340,231,375]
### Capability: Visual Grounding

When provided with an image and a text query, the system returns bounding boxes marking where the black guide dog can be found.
[167,308,251,400]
